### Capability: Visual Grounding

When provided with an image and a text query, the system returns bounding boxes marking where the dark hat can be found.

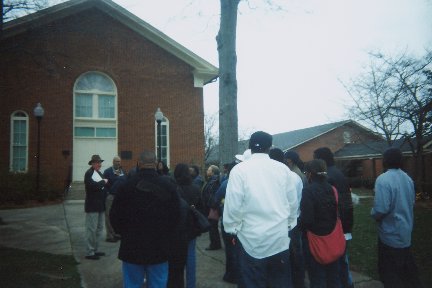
[249,131,272,152]
[284,150,300,162]
[88,154,104,165]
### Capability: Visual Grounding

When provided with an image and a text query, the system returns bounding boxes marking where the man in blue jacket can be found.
[371,147,423,287]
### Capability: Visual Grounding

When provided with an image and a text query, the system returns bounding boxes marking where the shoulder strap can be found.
[332,185,338,204]
[332,186,340,218]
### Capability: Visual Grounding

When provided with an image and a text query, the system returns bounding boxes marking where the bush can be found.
[347,177,363,188]
[0,170,34,204]
[362,178,376,189]
[0,169,62,205]
[347,177,376,189]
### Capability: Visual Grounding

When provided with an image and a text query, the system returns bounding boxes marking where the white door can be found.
[72,71,118,182]
[72,138,117,181]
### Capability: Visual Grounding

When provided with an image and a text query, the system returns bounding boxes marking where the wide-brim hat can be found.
[235,149,252,163]
[88,154,104,165]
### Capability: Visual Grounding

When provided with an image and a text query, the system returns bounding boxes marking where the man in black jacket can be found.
[110,150,180,287]
[84,154,108,260]
[201,165,221,250]
[314,147,354,288]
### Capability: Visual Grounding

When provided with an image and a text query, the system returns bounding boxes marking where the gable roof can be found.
[272,120,356,151]
[236,120,358,154]
[209,120,374,163]
[2,0,219,87]
[334,136,432,160]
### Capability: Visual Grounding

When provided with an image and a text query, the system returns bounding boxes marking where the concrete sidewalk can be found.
[0,201,383,287]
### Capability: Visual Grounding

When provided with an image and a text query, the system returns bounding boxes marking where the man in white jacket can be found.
[223,131,299,288]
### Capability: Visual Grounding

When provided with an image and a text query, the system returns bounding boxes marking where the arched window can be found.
[10,111,29,172]
[155,117,170,166]
[74,72,117,138]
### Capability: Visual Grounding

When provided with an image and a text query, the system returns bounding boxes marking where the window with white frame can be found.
[343,131,352,144]
[74,72,117,138]
[155,117,170,166]
[10,111,29,172]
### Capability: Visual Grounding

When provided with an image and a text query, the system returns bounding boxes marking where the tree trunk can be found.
[414,131,426,199]
[1,0,4,36]
[217,0,240,166]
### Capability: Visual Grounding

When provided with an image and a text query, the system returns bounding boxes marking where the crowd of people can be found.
[83,130,422,288]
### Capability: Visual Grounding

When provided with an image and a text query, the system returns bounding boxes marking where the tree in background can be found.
[391,52,432,198]
[1,0,66,74]
[1,0,50,27]
[217,0,240,166]
[216,0,286,166]
[204,111,254,165]
[343,53,406,145]
[346,51,432,198]
[204,113,219,163]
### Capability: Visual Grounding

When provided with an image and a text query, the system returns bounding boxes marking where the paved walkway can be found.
[0,201,383,287]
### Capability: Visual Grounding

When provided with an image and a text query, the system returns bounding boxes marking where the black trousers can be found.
[377,239,423,288]
[208,219,222,249]
[221,221,240,283]
[168,238,188,288]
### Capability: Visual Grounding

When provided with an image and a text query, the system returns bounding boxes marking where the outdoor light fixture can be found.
[154,108,164,163]
[33,103,45,195]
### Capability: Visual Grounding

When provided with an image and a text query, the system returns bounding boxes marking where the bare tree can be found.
[204,113,219,163]
[2,0,50,27]
[389,51,432,197]
[343,53,407,145]
[217,0,240,166]
[346,51,432,197]
[216,0,287,165]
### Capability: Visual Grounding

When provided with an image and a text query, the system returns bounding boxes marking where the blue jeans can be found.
[186,239,196,288]
[237,240,293,288]
[122,261,168,288]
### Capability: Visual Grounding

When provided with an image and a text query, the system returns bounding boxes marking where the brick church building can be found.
[0,0,218,192]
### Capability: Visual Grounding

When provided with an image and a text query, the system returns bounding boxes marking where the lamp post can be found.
[154,108,164,163]
[33,103,44,195]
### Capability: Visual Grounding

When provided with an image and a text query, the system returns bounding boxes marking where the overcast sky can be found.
[68,0,432,134]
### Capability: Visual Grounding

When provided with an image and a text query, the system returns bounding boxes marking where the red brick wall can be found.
[295,123,381,163]
[0,9,205,191]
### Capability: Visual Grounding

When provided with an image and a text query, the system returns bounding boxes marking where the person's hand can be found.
[104,179,108,184]
[231,236,236,246]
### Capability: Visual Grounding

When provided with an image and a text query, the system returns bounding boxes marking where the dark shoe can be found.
[106,238,118,243]
[95,252,105,256]
[223,276,237,284]
[85,255,100,260]
[205,246,221,251]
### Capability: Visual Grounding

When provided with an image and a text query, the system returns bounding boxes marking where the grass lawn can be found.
[0,246,81,288]
[350,189,432,286]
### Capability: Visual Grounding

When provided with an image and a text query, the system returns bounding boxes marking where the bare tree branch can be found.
[344,50,432,196]
[204,113,219,162]
[2,0,50,21]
